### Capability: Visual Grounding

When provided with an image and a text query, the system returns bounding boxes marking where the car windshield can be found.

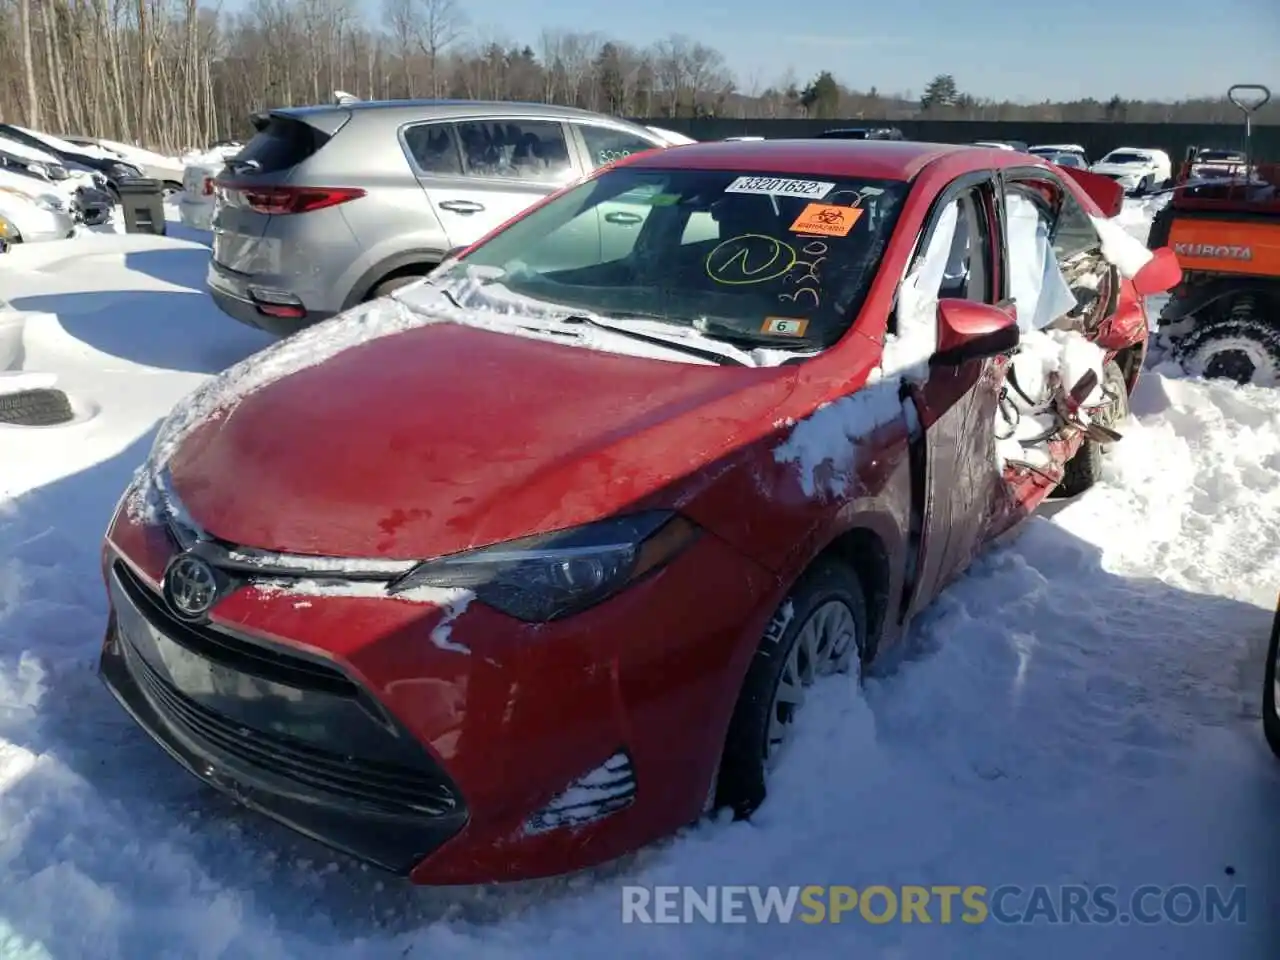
[1053,154,1084,167]
[1101,151,1149,165]
[1196,150,1241,162]
[435,166,909,350]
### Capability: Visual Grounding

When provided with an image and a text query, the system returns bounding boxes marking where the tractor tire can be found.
[0,388,75,426]
[1174,315,1280,388]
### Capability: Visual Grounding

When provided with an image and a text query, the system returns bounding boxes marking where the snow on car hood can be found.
[129,290,797,558]
[0,135,58,166]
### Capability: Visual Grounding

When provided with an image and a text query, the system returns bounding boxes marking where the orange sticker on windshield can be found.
[762,317,809,336]
[789,204,863,237]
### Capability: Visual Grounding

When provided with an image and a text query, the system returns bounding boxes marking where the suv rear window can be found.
[236,117,331,174]
[435,167,909,351]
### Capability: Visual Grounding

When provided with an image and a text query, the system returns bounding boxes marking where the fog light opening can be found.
[524,749,636,835]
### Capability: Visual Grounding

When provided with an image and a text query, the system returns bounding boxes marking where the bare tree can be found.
[0,7,1271,155]
[415,0,464,97]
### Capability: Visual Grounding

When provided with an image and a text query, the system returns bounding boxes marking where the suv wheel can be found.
[368,275,429,301]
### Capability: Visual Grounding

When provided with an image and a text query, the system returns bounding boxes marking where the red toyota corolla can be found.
[99,140,1181,884]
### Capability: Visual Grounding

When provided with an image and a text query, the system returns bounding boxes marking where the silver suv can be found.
[206,100,679,336]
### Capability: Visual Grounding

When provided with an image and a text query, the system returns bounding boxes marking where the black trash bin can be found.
[116,177,167,235]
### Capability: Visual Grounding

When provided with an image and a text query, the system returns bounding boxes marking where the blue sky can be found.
[417,0,1274,101]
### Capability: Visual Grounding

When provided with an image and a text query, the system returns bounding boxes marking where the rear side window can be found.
[236,117,331,174]
[453,119,573,182]
[578,125,660,170]
[403,122,463,175]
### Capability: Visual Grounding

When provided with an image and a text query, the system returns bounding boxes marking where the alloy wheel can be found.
[764,600,858,770]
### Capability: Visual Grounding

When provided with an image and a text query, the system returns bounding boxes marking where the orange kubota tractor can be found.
[1148,84,1280,386]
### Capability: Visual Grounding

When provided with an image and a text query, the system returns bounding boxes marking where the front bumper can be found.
[98,559,469,874]
[100,511,776,883]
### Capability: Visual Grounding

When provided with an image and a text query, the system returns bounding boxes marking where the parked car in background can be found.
[206,99,682,335]
[1186,147,1247,180]
[0,134,77,186]
[0,123,141,200]
[0,140,111,225]
[816,127,905,140]
[1045,152,1088,169]
[176,142,246,231]
[101,138,1180,884]
[973,139,1029,152]
[1029,143,1089,166]
[0,185,75,242]
[61,136,185,191]
[1090,147,1173,194]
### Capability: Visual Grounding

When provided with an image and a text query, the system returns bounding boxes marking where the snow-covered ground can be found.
[0,199,1278,959]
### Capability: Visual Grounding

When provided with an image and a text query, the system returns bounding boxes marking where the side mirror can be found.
[1131,246,1182,296]
[930,299,1020,367]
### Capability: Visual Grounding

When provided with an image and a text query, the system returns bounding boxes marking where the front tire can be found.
[715,558,867,818]
[1056,360,1130,498]
[1263,601,1280,759]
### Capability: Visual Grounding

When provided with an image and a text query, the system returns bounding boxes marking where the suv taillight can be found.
[217,183,366,215]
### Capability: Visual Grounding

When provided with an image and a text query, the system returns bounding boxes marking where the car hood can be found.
[166,321,797,560]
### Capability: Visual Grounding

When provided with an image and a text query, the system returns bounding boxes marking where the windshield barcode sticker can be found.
[724,177,835,199]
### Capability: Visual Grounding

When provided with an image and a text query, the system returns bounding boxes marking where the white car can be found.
[177,144,244,231]
[0,134,97,199]
[1028,143,1089,165]
[1090,147,1172,194]
[0,185,75,243]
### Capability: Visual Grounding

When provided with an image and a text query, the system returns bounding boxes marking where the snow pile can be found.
[0,135,59,167]
[8,125,115,161]
[996,329,1107,468]
[772,374,904,497]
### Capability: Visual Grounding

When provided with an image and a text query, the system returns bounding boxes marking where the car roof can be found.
[623,138,973,181]
[275,98,649,126]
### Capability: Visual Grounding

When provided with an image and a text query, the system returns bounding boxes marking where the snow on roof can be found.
[0,134,58,166]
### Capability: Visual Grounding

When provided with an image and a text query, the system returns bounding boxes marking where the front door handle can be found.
[439,200,485,214]
[604,210,643,225]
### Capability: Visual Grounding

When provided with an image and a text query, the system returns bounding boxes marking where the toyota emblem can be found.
[162,552,221,621]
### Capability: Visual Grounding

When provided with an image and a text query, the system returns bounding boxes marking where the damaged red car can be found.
[98,139,1182,884]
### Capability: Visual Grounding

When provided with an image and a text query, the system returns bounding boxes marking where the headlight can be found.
[0,215,19,242]
[388,511,701,622]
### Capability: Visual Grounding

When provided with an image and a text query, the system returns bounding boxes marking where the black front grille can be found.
[125,636,460,818]
[114,560,357,697]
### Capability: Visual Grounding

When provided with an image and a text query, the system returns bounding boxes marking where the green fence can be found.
[633,118,1280,164]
